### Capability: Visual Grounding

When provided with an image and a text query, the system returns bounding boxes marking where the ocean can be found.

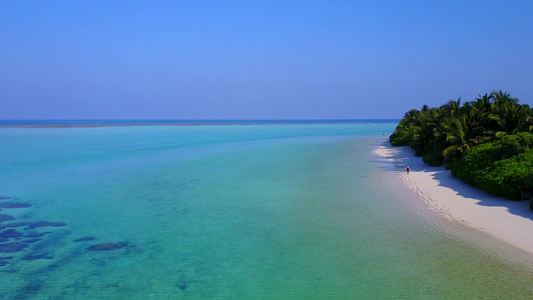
[1,121,532,299]
[0,119,399,126]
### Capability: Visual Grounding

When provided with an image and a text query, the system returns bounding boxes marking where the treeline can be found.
[390,91,533,207]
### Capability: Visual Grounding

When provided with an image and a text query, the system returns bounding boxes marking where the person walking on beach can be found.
[406,166,410,174]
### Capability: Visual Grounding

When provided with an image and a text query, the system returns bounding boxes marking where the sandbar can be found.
[376,141,533,263]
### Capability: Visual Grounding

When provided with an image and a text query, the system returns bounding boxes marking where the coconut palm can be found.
[489,91,529,136]
[442,114,480,162]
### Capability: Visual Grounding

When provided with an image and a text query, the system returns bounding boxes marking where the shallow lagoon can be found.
[1,124,533,299]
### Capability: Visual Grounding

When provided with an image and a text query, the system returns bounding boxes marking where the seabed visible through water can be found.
[1,123,533,299]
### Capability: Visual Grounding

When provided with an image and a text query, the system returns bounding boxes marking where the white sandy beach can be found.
[376,142,533,261]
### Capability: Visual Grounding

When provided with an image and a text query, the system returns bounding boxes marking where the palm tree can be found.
[442,114,479,162]
[469,93,495,140]
[488,91,524,136]
[410,106,441,155]
[441,98,461,118]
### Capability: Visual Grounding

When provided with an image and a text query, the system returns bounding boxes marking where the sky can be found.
[1,0,533,120]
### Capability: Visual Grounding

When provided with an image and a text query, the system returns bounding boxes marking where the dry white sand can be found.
[375,142,533,260]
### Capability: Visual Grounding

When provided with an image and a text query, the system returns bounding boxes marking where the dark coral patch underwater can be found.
[27,221,67,229]
[0,242,28,253]
[24,238,41,244]
[87,242,129,251]
[0,256,14,266]
[25,232,50,238]
[2,222,32,229]
[0,203,31,209]
[23,253,53,261]
[73,236,96,242]
[0,229,24,242]
[0,214,14,223]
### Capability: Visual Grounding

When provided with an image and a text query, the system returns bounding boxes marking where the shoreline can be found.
[376,141,533,264]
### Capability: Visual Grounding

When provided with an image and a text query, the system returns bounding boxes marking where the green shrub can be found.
[389,127,411,146]
[422,142,444,166]
[495,132,533,159]
[449,143,496,183]
[451,148,533,200]
[477,151,533,199]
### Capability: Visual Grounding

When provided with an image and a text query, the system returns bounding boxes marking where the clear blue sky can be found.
[1,0,532,120]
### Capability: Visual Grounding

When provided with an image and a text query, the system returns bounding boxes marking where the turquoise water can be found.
[1,124,533,299]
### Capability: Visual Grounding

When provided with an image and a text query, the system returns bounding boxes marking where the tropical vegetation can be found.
[389,91,533,208]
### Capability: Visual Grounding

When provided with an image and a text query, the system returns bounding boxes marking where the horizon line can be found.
[0,118,400,121]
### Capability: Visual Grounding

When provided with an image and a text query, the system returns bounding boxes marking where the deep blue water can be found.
[0,119,400,126]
